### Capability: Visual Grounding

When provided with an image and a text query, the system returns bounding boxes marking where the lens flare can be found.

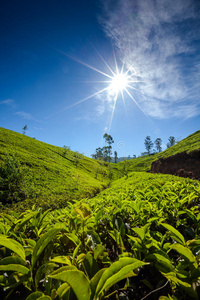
[58,49,146,130]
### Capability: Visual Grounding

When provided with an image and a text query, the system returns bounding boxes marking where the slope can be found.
[119,130,200,173]
[0,127,111,210]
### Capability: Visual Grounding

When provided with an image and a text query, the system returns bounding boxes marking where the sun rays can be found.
[60,49,145,130]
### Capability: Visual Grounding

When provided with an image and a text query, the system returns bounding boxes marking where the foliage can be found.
[0,153,32,204]
[167,136,176,148]
[0,127,200,298]
[155,138,162,152]
[144,136,153,155]
[0,172,199,299]
[92,133,114,162]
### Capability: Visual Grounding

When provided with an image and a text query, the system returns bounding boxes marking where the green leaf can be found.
[170,244,196,263]
[65,233,80,246]
[0,256,29,274]
[32,226,62,268]
[0,264,29,274]
[26,291,44,300]
[146,253,174,273]
[95,257,147,298]
[132,227,146,240]
[56,282,70,298]
[90,268,106,300]
[161,223,185,245]
[0,256,27,266]
[0,236,25,260]
[51,256,71,265]
[50,269,91,300]
[93,244,105,260]
[51,265,76,276]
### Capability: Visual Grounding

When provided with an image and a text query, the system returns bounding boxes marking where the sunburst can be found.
[59,49,145,130]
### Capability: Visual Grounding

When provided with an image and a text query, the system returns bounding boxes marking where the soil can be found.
[151,150,200,180]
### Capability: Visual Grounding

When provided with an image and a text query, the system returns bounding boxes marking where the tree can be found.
[154,138,162,152]
[103,133,114,162]
[167,136,175,148]
[144,136,153,155]
[91,147,104,160]
[22,125,28,135]
[96,147,103,160]
[114,151,118,163]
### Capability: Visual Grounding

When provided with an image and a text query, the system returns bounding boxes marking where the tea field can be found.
[0,172,200,299]
[0,128,200,299]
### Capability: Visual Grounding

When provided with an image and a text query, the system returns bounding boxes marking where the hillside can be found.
[119,130,200,173]
[0,127,115,210]
[0,127,199,211]
[1,127,200,299]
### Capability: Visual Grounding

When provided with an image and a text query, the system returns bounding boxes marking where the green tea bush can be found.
[0,173,199,299]
[0,154,32,204]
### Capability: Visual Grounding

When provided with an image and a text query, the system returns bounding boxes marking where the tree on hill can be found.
[103,133,114,162]
[114,151,118,163]
[154,138,162,152]
[167,136,176,148]
[22,125,28,135]
[144,136,153,155]
[91,133,114,162]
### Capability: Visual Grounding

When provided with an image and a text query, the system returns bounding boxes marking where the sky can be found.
[0,0,200,158]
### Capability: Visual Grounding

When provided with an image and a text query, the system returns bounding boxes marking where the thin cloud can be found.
[99,0,200,119]
[16,111,33,120]
[0,99,16,108]
[16,111,41,123]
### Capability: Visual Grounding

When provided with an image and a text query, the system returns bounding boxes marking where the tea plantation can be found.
[0,127,200,299]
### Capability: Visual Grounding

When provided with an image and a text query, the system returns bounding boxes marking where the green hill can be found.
[0,127,199,211]
[119,130,200,172]
[0,127,114,210]
[0,127,200,299]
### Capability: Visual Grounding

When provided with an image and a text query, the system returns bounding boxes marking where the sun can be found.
[60,49,145,130]
[109,73,128,94]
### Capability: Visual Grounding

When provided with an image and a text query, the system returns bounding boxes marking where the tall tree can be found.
[144,136,153,155]
[114,151,118,163]
[103,133,114,162]
[167,136,175,148]
[154,138,162,152]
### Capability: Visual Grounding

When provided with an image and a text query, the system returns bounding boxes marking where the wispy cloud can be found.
[99,0,200,119]
[0,99,16,108]
[16,111,33,120]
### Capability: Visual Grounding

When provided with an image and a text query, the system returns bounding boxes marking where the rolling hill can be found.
[0,127,200,299]
[0,127,199,211]
[118,129,200,173]
[0,127,115,210]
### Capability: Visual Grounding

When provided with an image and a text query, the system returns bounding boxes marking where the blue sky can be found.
[0,0,199,158]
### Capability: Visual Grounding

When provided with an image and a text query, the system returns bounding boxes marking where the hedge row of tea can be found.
[0,172,200,299]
